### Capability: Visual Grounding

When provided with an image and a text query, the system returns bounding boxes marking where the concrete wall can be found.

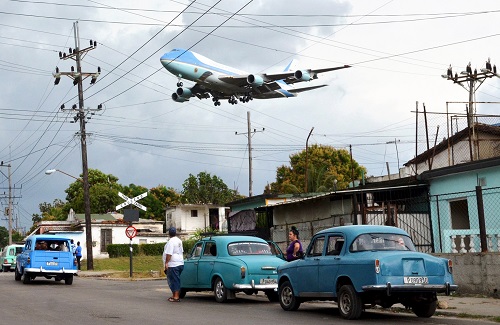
[435,252,500,296]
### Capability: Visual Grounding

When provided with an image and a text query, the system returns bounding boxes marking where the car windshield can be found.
[350,233,416,252]
[228,242,273,256]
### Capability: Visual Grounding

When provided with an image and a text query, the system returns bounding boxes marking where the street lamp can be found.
[45,168,93,270]
[45,169,83,182]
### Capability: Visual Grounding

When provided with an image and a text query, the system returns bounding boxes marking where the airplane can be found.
[160,48,351,106]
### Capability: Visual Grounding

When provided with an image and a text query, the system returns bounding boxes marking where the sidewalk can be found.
[434,295,500,318]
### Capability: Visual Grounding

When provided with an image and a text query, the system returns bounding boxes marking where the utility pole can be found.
[235,111,264,197]
[0,162,13,244]
[305,127,314,193]
[53,21,101,270]
[442,60,499,161]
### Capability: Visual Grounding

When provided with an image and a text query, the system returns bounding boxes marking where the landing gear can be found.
[228,96,238,105]
[176,81,183,87]
[212,97,221,106]
[239,93,253,103]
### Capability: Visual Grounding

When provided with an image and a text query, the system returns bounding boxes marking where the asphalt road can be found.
[0,272,494,325]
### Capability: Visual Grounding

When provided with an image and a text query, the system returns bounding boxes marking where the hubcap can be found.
[281,286,292,305]
[340,292,351,314]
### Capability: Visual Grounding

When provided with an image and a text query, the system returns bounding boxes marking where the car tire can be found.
[265,290,279,302]
[412,300,437,318]
[213,277,228,303]
[3,265,9,272]
[14,267,21,281]
[22,271,31,284]
[179,288,187,299]
[279,281,301,311]
[64,275,74,285]
[338,284,363,320]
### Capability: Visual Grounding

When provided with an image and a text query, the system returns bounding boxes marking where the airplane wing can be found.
[218,64,351,86]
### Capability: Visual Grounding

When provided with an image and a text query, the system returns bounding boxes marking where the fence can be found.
[430,186,500,253]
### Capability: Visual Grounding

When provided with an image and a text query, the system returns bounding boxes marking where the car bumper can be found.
[362,282,458,296]
[24,267,78,274]
[233,279,278,290]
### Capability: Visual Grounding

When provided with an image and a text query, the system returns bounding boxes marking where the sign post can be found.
[116,192,147,278]
[125,225,137,277]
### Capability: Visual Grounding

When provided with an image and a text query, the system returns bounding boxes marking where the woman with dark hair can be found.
[286,226,303,261]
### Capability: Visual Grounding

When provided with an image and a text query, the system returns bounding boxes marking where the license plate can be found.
[260,278,277,285]
[404,276,428,284]
[46,261,59,266]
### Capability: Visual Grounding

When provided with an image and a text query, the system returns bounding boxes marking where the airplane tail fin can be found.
[284,59,299,72]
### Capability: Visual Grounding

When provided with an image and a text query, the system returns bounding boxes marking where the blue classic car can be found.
[277,225,457,320]
[180,235,286,302]
[16,235,77,285]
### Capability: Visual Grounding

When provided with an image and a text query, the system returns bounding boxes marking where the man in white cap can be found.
[163,227,184,302]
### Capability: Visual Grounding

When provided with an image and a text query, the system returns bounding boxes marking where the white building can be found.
[29,211,168,259]
[165,204,229,237]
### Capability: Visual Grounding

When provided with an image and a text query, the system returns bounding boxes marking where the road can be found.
[0,272,492,325]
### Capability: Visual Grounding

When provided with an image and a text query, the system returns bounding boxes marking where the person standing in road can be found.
[163,227,184,302]
[75,241,83,270]
[286,226,303,261]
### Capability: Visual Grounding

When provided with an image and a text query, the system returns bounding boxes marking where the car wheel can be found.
[279,281,301,311]
[265,290,279,302]
[64,275,74,285]
[213,277,228,303]
[14,267,21,281]
[338,284,363,320]
[412,300,437,318]
[179,288,187,299]
[2,266,8,272]
[22,271,31,284]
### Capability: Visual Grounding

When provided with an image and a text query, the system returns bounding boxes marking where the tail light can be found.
[375,259,380,274]
[240,266,246,279]
[3,259,7,264]
[447,259,453,274]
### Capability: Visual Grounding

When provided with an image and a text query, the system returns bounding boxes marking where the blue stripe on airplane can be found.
[160,48,236,76]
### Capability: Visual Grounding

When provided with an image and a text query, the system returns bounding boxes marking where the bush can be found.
[106,239,197,258]
[106,243,139,258]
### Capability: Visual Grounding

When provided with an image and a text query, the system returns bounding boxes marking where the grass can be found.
[81,255,165,278]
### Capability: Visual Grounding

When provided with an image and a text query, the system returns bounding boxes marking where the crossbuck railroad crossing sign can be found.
[116,192,148,211]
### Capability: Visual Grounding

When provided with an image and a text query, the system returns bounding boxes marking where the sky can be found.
[1,0,499,232]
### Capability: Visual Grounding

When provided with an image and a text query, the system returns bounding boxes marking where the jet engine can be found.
[294,70,312,81]
[171,92,189,102]
[247,74,264,87]
[176,87,192,98]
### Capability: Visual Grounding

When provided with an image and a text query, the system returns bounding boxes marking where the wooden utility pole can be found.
[53,21,101,270]
[235,111,264,197]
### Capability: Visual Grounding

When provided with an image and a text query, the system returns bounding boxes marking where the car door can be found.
[318,234,344,296]
[197,241,217,288]
[182,242,203,287]
[294,235,325,296]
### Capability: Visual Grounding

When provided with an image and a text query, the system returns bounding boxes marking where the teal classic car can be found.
[180,235,286,302]
[1,244,24,272]
[278,225,457,320]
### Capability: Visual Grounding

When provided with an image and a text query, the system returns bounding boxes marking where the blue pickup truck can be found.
[15,235,78,285]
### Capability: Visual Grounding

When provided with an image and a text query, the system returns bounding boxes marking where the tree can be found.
[181,171,243,205]
[120,184,181,221]
[268,144,367,194]
[65,169,123,214]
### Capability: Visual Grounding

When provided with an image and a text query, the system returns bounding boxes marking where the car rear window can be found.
[228,242,273,256]
[350,233,416,252]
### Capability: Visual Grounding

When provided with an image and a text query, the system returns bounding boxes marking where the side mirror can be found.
[295,251,304,259]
